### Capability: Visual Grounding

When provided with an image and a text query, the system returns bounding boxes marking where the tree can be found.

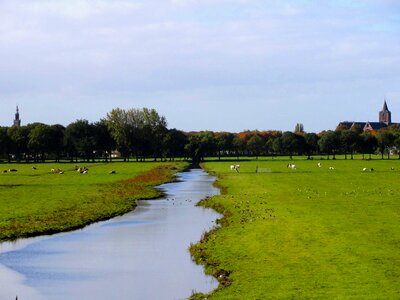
[105,108,131,160]
[64,120,95,162]
[93,120,115,161]
[294,123,304,133]
[358,133,378,159]
[272,136,283,156]
[340,130,359,160]
[163,129,187,161]
[304,133,319,159]
[185,132,216,163]
[232,135,246,159]
[0,127,11,161]
[28,123,53,162]
[106,107,168,161]
[281,131,299,159]
[215,132,234,160]
[393,133,400,159]
[8,126,29,161]
[247,134,264,159]
[376,131,395,159]
[48,124,66,162]
[318,131,341,159]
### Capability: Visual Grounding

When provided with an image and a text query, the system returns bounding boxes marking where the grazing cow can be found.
[287,163,296,170]
[3,170,7,173]
[32,166,37,170]
[109,171,116,174]
[9,169,17,172]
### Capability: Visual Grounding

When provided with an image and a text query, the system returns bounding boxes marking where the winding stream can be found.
[0,169,220,300]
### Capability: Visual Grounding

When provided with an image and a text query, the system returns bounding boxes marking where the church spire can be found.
[379,99,391,125]
[382,99,389,112]
[13,105,21,127]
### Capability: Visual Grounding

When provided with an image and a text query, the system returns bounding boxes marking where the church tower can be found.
[379,100,391,125]
[13,106,21,127]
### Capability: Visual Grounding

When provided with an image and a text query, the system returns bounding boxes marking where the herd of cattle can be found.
[229,163,395,172]
[2,166,117,174]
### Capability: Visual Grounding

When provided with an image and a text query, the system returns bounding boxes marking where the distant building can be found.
[337,100,398,132]
[13,106,21,128]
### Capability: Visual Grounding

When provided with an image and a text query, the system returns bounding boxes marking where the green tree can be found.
[247,134,264,160]
[105,108,131,160]
[93,120,115,161]
[318,131,341,159]
[358,133,377,159]
[294,123,304,133]
[48,124,65,162]
[281,131,299,159]
[340,130,359,160]
[0,127,11,161]
[376,131,395,159]
[232,135,246,159]
[28,123,53,162]
[64,120,95,162]
[163,129,187,161]
[304,133,319,159]
[7,126,29,161]
[215,132,234,160]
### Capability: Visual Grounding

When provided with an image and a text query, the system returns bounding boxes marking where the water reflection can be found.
[0,169,220,300]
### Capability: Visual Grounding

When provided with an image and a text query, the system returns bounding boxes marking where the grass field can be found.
[191,157,400,299]
[0,161,187,241]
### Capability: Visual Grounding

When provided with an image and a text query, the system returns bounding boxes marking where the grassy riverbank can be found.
[0,161,188,241]
[191,157,400,299]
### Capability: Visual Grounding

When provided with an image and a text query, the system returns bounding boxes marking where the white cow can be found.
[230,165,240,172]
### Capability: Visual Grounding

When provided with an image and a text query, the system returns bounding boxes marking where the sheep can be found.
[287,163,296,169]
[59,171,64,174]
[83,170,88,174]
[362,167,367,171]
[329,166,334,170]
[317,162,321,168]
[391,167,395,170]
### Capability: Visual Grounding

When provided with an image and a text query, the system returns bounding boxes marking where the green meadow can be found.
[0,161,187,241]
[192,157,400,299]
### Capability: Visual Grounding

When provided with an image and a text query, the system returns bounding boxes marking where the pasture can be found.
[0,161,187,241]
[191,157,400,299]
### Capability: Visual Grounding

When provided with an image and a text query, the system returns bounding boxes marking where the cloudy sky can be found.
[0,0,399,132]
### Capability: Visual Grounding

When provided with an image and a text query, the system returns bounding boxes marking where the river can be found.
[0,169,220,300]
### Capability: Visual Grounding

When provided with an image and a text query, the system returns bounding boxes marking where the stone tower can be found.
[379,100,391,125]
[13,106,21,127]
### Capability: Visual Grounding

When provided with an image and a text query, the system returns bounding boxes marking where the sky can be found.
[0,0,399,133]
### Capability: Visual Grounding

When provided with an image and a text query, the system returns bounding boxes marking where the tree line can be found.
[1,108,400,163]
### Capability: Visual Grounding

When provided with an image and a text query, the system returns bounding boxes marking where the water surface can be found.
[0,169,220,300]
